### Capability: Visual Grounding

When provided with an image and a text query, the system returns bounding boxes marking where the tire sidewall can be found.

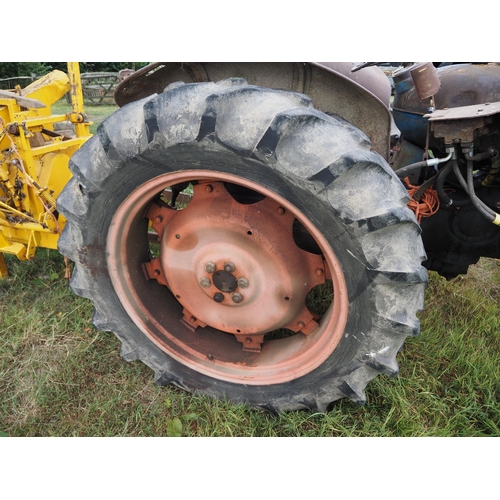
[78,143,374,405]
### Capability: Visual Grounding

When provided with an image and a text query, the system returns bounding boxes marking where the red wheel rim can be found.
[107,170,348,385]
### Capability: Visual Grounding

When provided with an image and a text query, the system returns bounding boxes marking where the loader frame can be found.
[0,63,91,277]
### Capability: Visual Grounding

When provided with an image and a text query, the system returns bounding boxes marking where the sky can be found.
[9,2,485,64]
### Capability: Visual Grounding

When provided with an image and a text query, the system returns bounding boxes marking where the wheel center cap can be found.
[213,270,237,293]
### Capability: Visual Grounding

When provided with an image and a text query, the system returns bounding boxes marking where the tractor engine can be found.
[391,63,500,279]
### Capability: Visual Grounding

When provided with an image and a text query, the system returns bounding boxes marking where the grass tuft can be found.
[1,252,499,436]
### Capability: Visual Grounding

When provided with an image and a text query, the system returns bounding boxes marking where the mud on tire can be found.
[57,78,427,412]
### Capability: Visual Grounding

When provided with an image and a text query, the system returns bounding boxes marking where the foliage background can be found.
[0,62,149,79]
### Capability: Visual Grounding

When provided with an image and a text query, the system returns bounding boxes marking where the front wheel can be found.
[58,78,427,412]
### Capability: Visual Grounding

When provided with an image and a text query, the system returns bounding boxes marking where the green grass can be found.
[1,249,499,437]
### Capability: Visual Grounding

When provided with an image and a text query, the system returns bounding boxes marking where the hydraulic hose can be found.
[466,160,500,224]
[395,160,429,179]
[468,150,497,162]
[475,149,500,187]
[436,161,453,207]
[395,151,453,179]
[436,160,470,208]
[452,159,500,225]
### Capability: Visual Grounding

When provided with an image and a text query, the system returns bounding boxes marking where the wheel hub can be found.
[212,270,238,293]
[143,181,326,350]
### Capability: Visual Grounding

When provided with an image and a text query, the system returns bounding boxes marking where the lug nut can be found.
[214,292,224,303]
[205,262,216,273]
[200,278,211,288]
[237,277,249,289]
[315,268,324,277]
[224,262,235,272]
[232,293,243,303]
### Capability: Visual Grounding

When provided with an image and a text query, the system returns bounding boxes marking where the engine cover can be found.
[392,63,500,150]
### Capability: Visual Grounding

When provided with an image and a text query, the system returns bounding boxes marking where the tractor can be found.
[1,62,499,412]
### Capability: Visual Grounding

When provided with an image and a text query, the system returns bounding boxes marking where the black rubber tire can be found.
[57,78,427,412]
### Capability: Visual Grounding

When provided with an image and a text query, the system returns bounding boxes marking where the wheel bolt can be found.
[232,292,243,303]
[205,262,216,273]
[237,277,249,289]
[200,278,211,288]
[224,262,235,272]
[206,184,213,193]
[315,268,324,277]
[277,206,285,215]
[214,292,224,303]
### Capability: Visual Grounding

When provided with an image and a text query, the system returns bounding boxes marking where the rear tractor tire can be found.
[57,78,427,412]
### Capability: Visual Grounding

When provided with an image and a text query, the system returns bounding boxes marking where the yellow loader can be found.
[0,62,90,277]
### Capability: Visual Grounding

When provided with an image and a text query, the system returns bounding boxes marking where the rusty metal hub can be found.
[212,270,238,293]
[107,170,348,384]
[144,181,327,351]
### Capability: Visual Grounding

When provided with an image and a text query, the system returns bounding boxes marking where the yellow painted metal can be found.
[67,62,91,137]
[0,63,92,276]
[0,252,8,278]
[21,70,70,106]
[0,229,26,258]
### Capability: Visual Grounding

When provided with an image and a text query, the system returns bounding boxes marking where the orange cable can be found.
[404,177,440,223]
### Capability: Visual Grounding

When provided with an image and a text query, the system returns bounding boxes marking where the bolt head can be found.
[232,292,243,303]
[200,278,211,288]
[205,262,216,273]
[224,262,235,272]
[214,292,224,303]
[237,277,249,289]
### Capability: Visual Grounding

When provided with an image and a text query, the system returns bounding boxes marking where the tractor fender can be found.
[114,62,392,160]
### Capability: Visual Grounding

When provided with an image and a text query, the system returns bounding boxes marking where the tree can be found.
[0,62,53,79]
[0,62,150,80]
